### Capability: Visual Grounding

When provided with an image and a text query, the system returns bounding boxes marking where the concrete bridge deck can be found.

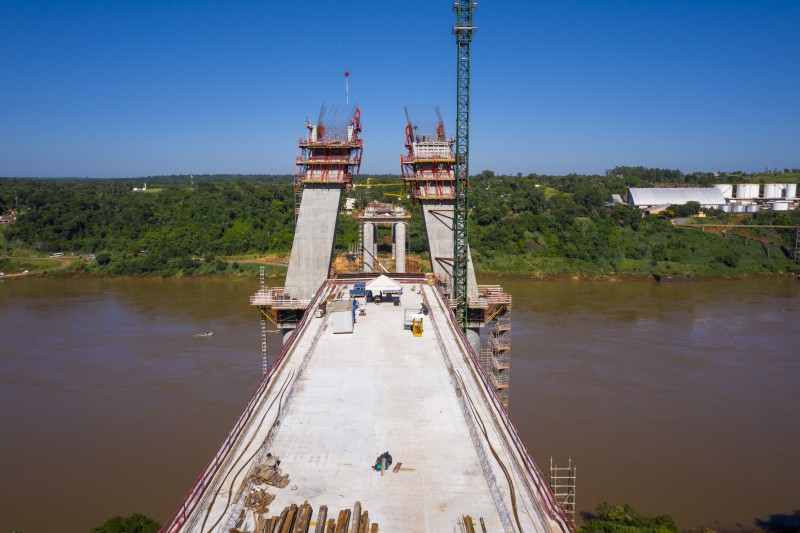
[163,279,571,533]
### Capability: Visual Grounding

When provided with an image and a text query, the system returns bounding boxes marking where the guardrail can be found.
[159,283,326,533]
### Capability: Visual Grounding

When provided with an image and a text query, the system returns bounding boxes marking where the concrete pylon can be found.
[421,202,478,298]
[284,184,342,299]
[362,222,375,272]
[395,222,406,273]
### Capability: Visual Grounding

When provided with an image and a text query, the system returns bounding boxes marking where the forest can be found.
[1,168,799,278]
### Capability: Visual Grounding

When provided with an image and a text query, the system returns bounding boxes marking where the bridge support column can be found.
[421,202,478,297]
[284,184,342,299]
[362,222,375,272]
[395,222,406,273]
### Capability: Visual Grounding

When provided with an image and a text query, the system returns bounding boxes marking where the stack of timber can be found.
[230,500,380,533]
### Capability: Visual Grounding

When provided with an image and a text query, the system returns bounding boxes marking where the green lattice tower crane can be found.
[453,1,476,329]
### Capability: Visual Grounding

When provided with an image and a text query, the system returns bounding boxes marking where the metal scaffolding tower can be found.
[453,0,476,330]
[550,457,577,521]
[259,266,268,374]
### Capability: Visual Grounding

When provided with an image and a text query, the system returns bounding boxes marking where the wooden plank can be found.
[272,507,289,533]
[280,504,298,533]
[315,505,328,533]
[293,502,312,533]
[463,515,476,533]
[351,502,362,533]
[358,511,370,533]
[335,509,351,533]
[391,462,402,473]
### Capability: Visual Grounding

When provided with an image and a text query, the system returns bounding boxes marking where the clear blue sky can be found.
[1,0,798,178]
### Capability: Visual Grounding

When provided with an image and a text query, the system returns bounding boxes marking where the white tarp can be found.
[366,274,403,295]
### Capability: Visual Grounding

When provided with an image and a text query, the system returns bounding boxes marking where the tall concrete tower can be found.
[284,106,363,299]
[400,107,478,298]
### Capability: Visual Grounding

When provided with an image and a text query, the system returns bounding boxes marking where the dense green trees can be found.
[2,176,295,275]
[1,170,798,277]
[580,501,678,533]
[91,512,160,533]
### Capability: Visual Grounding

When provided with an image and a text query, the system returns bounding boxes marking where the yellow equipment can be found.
[412,318,423,337]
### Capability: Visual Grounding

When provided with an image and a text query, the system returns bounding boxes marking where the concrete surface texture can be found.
[284,185,342,299]
[173,281,567,533]
[421,202,478,298]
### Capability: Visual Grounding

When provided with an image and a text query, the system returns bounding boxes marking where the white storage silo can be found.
[714,184,734,199]
[772,201,789,211]
[736,183,759,199]
[785,183,797,200]
[763,184,783,200]
[733,204,746,213]
[745,204,760,213]
[720,204,733,213]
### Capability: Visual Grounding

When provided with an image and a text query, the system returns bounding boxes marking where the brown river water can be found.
[0,277,798,532]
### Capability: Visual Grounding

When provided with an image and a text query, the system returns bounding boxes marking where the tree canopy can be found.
[91,512,160,533]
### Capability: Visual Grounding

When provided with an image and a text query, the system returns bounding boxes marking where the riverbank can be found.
[2,252,797,282]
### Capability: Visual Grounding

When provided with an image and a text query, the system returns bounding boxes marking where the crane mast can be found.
[453,1,476,329]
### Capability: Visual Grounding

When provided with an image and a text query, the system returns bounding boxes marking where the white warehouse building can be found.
[627,188,726,212]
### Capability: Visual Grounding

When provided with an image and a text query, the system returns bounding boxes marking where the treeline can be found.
[1,176,295,275]
[1,170,798,277]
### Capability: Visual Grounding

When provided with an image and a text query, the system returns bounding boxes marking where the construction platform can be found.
[163,277,571,533]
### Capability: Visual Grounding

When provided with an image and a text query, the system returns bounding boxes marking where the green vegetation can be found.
[1,175,295,276]
[91,512,160,533]
[466,171,798,277]
[1,169,798,278]
[580,501,679,533]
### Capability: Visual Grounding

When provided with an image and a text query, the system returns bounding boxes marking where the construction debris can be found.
[244,488,276,514]
[251,463,290,488]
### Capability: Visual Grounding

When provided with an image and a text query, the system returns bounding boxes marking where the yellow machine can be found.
[412,318,423,337]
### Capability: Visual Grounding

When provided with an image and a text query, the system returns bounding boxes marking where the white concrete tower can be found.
[284,106,363,299]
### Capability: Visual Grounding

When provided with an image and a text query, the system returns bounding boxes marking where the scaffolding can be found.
[482,286,512,408]
[295,106,362,189]
[549,457,576,521]
[260,267,268,375]
[401,106,456,202]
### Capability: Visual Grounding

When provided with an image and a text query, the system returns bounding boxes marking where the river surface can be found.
[0,277,798,532]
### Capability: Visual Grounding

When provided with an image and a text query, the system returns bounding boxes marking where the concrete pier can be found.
[421,202,478,298]
[284,185,342,299]
[362,222,376,272]
[395,222,406,273]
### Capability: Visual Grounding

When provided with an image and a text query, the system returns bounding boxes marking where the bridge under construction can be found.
[162,274,572,532]
[160,3,574,531]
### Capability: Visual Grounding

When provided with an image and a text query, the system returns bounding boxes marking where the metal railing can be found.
[159,282,328,533]
[250,287,311,309]
[431,284,575,533]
